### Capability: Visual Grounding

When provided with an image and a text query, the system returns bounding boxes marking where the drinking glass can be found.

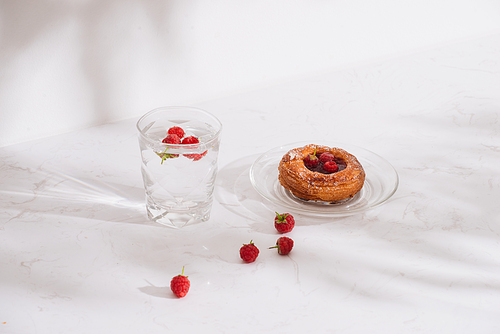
[137,107,222,228]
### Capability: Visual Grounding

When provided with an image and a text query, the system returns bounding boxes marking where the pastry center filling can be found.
[303,152,347,174]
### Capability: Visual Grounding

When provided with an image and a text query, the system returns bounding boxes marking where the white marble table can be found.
[1,34,500,333]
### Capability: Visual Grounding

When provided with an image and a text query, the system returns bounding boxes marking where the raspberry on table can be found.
[269,237,294,255]
[170,266,190,298]
[167,126,185,139]
[274,212,295,233]
[240,240,260,263]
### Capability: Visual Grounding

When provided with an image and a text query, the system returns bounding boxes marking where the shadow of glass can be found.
[1,164,152,226]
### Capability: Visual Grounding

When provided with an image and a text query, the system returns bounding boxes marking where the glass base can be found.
[145,199,212,228]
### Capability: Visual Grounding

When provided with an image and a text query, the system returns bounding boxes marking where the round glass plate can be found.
[249,141,399,217]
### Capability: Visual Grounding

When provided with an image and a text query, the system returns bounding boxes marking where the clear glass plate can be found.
[249,141,399,217]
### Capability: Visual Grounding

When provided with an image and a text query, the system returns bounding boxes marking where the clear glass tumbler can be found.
[136,107,222,228]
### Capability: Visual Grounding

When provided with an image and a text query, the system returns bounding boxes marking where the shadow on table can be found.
[0,165,152,226]
[215,154,271,222]
[138,280,178,299]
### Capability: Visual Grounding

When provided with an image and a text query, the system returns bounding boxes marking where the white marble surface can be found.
[1,34,500,333]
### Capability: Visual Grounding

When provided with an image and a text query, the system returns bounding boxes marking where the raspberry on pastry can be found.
[278,144,365,202]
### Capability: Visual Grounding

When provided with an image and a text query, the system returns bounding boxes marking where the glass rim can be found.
[136,106,222,147]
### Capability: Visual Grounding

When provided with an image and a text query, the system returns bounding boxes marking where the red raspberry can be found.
[274,212,295,233]
[162,134,181,144]
[181,136,199,145]
[303,148,319,168]
[269,237,294,255]
[182,136,204,160]
[170,266,190,298]
[167,126,185,139]
[319,152,335,163]
[240,240,259,263]
[323,161,339,173]
[185,151,207,161]
[159,134,180,161]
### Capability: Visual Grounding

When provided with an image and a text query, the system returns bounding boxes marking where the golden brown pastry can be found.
[278,144,365,202]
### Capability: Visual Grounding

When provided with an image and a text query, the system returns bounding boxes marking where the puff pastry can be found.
[278,144,365,202]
